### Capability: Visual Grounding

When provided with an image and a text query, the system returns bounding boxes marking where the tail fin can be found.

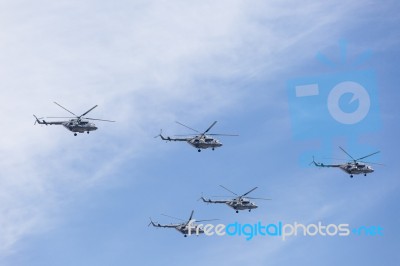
[154,129,161,138]
[148,218,156,227]
[198,194,211,203]
[33,115,45,125]
[310,156,324,167]
[154,129,169,141]
[309,156,316,166]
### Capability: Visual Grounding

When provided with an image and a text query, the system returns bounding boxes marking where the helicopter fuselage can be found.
[176,224,204,236]
[339,163,374,175]
[226,198,258,211]
[63,120,98,133]
[187,136,222,150]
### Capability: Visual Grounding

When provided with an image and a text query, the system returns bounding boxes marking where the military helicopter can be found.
[155,121,238,152]
[200,185,271,213]
[311,146,381,178]
[33,102,115,136]
[148,210,217,237]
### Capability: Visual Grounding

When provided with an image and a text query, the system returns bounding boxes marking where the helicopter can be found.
[155,121,238,152]
[311,146,381,178]
[148,210,217,237]
[200,185,271,213]
[33,102,115,136]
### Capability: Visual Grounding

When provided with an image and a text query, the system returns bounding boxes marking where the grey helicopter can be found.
[155,121,238,152]
[311,146,381,178]
[33,102,115,136]
[200,185,271,213]
[148,210,217,237]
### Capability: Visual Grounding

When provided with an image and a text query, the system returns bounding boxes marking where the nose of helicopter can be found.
[215,140,222,147]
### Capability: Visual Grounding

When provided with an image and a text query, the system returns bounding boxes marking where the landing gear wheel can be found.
[235,210,239,213]
[212,147,215,151]
[198,149,201,152]
[249,210,251,212]
[364,173,367,176]
[74,133,77,136]
[184,235,187,237]
[350,175,353,178]
[87,131,89,134]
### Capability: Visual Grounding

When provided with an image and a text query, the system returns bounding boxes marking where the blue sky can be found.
[0,0,399,265]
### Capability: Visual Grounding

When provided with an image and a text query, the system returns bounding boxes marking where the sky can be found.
[0,0,399,265]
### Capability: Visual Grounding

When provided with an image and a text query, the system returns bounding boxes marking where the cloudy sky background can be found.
[0,0,399,265]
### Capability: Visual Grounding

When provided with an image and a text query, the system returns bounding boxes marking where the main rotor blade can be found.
[161,213,185,222]
[339,146,356,161]
[46,117,76,119]
[356,151,380,161]
[219,185,238,196]
[203,121,217,134]
[241,187,258,197]
[247,197,272,200]
[85,117,116,122]
[358,161,385,166]
[207,133,239,136]
[175,121,200,133]
[196,219,219,222]
[54,102,77,117]
[173,134,199,137]
[80,105,98,117]
[188,210,194,222]
[322,157,349,161]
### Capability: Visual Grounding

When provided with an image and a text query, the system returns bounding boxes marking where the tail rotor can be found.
[154,129,163,139]
[148,218,155,227]
[33,115,44,125]
[198,193,209,204]
[309,156,316,166]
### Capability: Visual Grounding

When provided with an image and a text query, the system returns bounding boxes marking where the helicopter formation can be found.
[33,102,383,238]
